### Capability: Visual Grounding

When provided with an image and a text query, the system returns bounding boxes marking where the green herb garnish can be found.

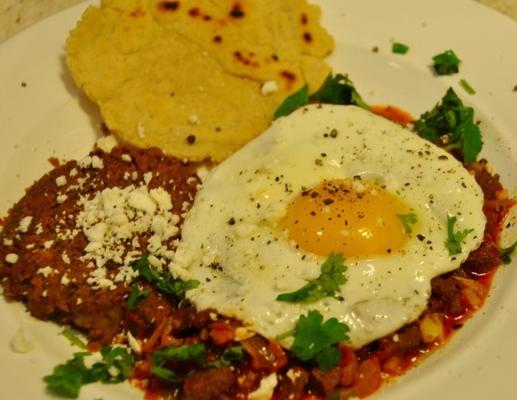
[499,241,517,264]
[274,73,368,118]
[126,285,149,311]
[445,216,474,255]
[288,310,349,370]
[274,85,309,119]
[150,343,245,381]
[397,213,418,234]
[414,87,482,163]
[433,50,461,75]
[207,346,247,368]
[60,328,87,350]
[132,255,199,297]
[44,347,134,399]
[459,79,476,95]
[276,253,347,303]
[392,42,409,54]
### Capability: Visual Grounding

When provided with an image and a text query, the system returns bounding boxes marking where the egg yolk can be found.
[282,179,413,258]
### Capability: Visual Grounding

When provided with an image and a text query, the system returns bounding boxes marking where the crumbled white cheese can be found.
[392,334,400,343]
[79,155,93,169]
[35,223,44,234]
[76,185,180,288]
[96,135,118,153]
[91,155,104,169]
[5,253,19,264]
[143,172,153,186]
[69,168,78,177]
[61,252,71,264]
[43,240,54,249]
[17,216,33,233]
[57,194,68,204]
[286,368,302,382]
[196,165,210,182]
[37,266,55,278]
[261,80,279,95]
[55,175,67,187]
[131,171,138,181]
[60,274,71,286]
[127,330,142,354]
[248,373,278,400]
[121,154,132,162]
[3,238,13,246]
[26,243,35,250]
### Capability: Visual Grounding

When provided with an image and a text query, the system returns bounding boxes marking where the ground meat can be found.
[310,366,341,396]
[274,367,309,400]
[461,241,501,277]
[182,366,236,400]
[429,274,464,317]
[0,145,199,344]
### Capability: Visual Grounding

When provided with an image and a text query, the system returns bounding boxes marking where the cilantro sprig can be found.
[126,285,149,311]
[288,310,349,370]
[274,73,368,119]
[445,216,474,255]
[397,213,418,235]
[433,50,461,75]
[414,88,483,163]
[276,253,347,303]
[131,255,199,297]
[60,328,87,350]
[150,343,246,381]
[44,347,134,398]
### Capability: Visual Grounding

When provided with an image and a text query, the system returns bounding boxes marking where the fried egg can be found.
[171,105,485,348]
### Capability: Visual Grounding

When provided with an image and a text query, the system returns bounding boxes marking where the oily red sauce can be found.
[371,105,414,125]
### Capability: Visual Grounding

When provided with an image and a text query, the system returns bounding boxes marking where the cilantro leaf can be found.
[290,310,349,370]
[274,73,368,119]
[132,255,199,298]
[44,352,91,398]
[126,285,149,311]
[499,241,517,264]
[414,87,483,163]
[208,346,247,368]
[433,50,461,75]
[397,213,418,234]
[152,343,207,369]
[44,347,134,399]
[392,42,409,54]
[276,253,347,303]
[309,74,369,109]
[445,216,474,255]
[274,85,309,118]
[60,328,87,350]
[149,366,180,382]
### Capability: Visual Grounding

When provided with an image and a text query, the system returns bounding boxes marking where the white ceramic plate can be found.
[0,0,516,399]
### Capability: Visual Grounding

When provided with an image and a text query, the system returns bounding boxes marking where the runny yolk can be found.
[281,179,413,258]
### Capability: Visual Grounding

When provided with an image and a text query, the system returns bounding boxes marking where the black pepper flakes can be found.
[21,81,27,87]
[227,217,235,225]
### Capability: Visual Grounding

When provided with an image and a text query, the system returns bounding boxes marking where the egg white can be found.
[171,105,485,348]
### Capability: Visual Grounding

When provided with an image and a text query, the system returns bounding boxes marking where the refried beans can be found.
[0,145,200,345]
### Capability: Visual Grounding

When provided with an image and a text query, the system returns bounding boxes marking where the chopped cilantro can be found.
[276,253,347,303]
[392,42,409,54]
[44,347,134,399]
[309,74,369,109]
[397,213,418,234]
[208,346,247,368]
[445,216,474,255]
[132,255,199,297]
[149,366,180,382]
[60,328,87,350]
[152,343,207,369]
[414,87,482,163]
[289,310,349,370]
[459,79,476,95]
[274,85,309,118]
[274,73,368,119]
[126,285,149,311]
[433,50,461,75]
[499,241,517,264]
